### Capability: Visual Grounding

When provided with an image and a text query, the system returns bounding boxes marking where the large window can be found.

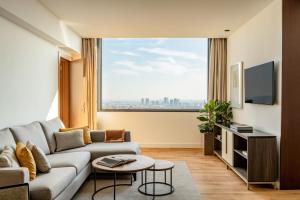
[99,38,208,111]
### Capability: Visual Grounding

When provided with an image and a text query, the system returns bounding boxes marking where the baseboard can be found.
[140,143,202,148]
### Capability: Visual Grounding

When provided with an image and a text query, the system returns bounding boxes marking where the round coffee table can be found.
[92,154,155,200]
[138,160,175,197]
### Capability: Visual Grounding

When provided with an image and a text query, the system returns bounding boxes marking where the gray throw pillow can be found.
[54,130,85,152]
[27,141,51,173]
[0,146,20,168]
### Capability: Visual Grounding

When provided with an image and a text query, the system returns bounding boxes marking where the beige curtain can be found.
[82,38,97,129]
[208,38,227,101]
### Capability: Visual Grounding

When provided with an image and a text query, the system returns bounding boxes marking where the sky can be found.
[102,38,208,101]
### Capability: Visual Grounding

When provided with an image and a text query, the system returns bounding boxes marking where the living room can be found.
[0,0,299,199]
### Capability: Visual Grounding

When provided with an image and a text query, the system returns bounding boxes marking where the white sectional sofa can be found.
[0,118,140,200]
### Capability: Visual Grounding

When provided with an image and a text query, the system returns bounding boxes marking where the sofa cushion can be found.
[29,167,76,200]
[10,122,50,155]
[60,126,92,144]
[27,141,51,173]
[0,146,20,167]
[40,118,65,153]
[59,142,140,160]
[46,152,90,174]
[0,128,16,151]
[54,130,85,152]
[16,142,37,181]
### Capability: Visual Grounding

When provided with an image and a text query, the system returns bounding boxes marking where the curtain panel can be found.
[82,38,97,129]
[208,38,227,101]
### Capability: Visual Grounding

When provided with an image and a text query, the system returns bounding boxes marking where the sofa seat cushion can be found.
[29,167,76,200]
[46,152,90,174]
[40,118,65,153]
[0,128,16,151]
[10,122,50,154]
[59,142,140,160]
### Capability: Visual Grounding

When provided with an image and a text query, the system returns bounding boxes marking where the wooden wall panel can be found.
[280,0,300,189]
[70,59,88,127]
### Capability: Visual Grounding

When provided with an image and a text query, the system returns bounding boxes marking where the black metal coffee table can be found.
[91,155,155,200]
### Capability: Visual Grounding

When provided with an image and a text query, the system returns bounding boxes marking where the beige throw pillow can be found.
[54,130,85,152]
[0,146,20,168]
[27,141,51,173]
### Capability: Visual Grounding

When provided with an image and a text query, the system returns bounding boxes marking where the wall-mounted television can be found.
[245,61,275,105]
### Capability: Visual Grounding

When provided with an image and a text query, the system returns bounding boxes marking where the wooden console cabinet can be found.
[213,123,278,189]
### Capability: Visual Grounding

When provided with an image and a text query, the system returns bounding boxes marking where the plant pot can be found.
[203,133,214,155]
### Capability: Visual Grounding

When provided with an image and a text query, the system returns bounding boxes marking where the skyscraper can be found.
[163,97,169,105]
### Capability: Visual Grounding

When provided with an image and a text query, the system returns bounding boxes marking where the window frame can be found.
[97,38,209,112]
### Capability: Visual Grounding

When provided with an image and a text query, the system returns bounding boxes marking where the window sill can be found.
[98,109,200,112]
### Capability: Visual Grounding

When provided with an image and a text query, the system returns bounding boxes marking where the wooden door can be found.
[58,57,70,127]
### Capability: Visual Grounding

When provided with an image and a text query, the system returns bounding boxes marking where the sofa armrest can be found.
[0,167,29,188]
[90,130,131,142]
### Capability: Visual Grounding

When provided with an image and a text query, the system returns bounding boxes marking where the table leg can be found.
[153,167,156,199]
[145,170,147,193]
[114,172,116,200]
[93,167,96,193]
[164,170,167,183]
[170,169,173,192]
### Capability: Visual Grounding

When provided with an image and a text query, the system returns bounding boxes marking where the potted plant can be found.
[197,100,217,155]
[215,101,233,127]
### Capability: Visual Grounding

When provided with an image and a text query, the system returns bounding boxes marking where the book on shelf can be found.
[242,150,248,157]
[96,156,136,168]
[230,123,253,132]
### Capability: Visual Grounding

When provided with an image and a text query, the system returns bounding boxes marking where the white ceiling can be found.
[40,0,274,38]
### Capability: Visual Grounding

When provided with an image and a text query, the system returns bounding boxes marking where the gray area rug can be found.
[73,161,200,200]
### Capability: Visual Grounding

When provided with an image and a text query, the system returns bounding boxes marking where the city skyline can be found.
[102,96,206,110]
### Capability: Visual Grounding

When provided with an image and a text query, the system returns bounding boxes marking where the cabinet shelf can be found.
[233,167,247,181]
[234,149,248,159]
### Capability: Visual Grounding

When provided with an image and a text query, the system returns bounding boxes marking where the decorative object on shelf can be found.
[197,100,217,155]
[230,62,243,108]
[215,101,233,126]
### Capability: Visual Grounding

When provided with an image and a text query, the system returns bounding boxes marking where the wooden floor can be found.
[142,148,300,200]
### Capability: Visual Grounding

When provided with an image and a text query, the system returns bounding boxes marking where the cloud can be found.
[113,58,203,76]
[110,50,139,56]
[114,60,153,73]
[152,38,167,45]
[113,68,139,76]
[138,47,205,61]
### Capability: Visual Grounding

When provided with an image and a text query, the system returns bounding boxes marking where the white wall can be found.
[227,0,282,139]
[0,16,59,128]
[0,0,82,128]
[98,112,202,148]
[0,0,81,54]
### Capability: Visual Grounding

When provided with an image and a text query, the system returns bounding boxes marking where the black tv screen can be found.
[245,61,275,105]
